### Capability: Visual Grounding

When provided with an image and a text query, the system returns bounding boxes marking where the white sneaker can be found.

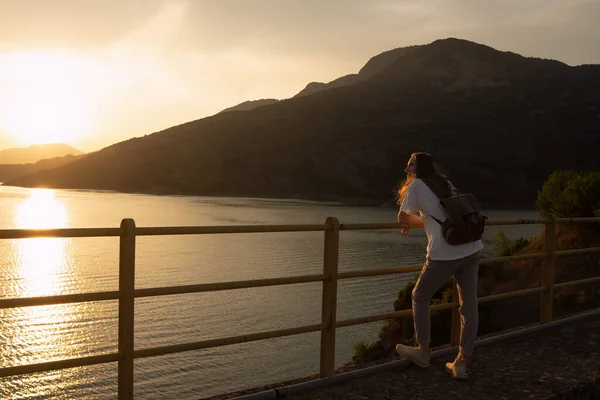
[445,357,469,380]
[395,344,430,368]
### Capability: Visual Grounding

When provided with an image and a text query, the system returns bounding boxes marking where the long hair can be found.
[396,152,448,205]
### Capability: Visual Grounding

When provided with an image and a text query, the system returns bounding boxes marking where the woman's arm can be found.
[398,210,423,225]
[397,211,423,235]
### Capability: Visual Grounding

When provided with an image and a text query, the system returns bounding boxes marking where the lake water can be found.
[0,185,542,399]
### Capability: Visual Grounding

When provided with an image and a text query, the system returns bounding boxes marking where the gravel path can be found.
[287,315,600,400]
[206,313,600,399]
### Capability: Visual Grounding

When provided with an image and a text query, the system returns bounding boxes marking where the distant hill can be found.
[0,143,83,165]
[0,154,86,183]
[6,38,600,208]
[219,99,280,113]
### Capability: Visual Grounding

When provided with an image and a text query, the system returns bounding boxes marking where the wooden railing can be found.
[1,215,600,399]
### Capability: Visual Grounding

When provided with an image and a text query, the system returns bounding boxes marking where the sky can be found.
[0,0,599,153]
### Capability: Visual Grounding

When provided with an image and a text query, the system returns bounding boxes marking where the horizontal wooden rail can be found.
[336,302,459,328]
[0,353,120,378]
[135,224,326,236]
[0,216,597,240]
[338,265,423,279]
[555,247,600,257]
[479,252,546,265]
[0,228,121,239]
[1,247,593,309]
[337,286,549,329]
[340,218,552,231]
[134,274,327,298]
[485,219,547,226]
[0,291,120,309]
[340,222,422,231]
[478,287,545,304]
[336,309,414,328]
[556,217,600,223]
[134,323,327,359]
[554,276,600,289]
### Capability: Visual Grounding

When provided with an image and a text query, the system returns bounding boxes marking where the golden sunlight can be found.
[15,189,69,229]
[17,237,67,297]
[14,189,70,296]
[2,188,78,373]
[1,51,95,146]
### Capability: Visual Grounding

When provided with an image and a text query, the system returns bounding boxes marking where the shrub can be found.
[494,230,531,257]
[353,341,378,361]
[536,171,600,218]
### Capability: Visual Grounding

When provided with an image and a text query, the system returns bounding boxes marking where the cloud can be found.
[0,0,167,50]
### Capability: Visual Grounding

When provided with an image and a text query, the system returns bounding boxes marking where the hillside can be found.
[0,154,86,183]
[0,143,83,165]
[294,45,422,97]
[6,38,600,208]
[219,99,280,113]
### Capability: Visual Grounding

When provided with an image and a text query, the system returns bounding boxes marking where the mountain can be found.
[6,38,600,208]
[0,143,83,165]
[0,154,86,183]
[294,45,422,97]
[219,99,280,113]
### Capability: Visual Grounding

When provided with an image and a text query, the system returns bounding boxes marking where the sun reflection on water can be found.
[14,188,70,297]
[15,188,69,229]
[3,188,82,374]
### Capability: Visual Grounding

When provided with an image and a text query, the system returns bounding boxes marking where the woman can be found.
[395,152,483,380]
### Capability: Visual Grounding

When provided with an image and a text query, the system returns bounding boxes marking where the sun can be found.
[3,90,93,146]
[1,50,95,146]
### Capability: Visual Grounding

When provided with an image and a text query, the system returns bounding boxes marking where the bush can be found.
[494,230,531,257]
[536,171,600,218]
[353,341,378,361]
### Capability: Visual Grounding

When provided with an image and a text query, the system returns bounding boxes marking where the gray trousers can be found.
[411,250,481,356]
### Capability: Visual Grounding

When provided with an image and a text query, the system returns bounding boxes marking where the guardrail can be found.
[1,215,600,399]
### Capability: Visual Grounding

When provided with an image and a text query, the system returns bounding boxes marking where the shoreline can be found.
[0,183,538,211]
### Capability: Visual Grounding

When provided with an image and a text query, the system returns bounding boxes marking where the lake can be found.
[0,185,542,399]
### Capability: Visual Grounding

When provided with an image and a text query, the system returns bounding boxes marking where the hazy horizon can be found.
[1,0,599,153]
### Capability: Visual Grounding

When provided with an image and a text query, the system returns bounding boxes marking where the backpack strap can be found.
[448,182,461,196]
[428,214,444,226]
[419,177,455,226]
[419,177,453,200]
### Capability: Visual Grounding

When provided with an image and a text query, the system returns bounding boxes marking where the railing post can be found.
[119,219,136,400]
[540,214,556,324]
[319,217,339,378]
[450,279,461,347]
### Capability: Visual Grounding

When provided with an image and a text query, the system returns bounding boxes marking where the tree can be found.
[535,171,600,218]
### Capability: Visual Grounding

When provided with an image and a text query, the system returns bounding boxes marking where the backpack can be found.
[420,178,487,245]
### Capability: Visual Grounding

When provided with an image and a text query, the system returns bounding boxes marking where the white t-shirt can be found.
[400,178,483,261]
